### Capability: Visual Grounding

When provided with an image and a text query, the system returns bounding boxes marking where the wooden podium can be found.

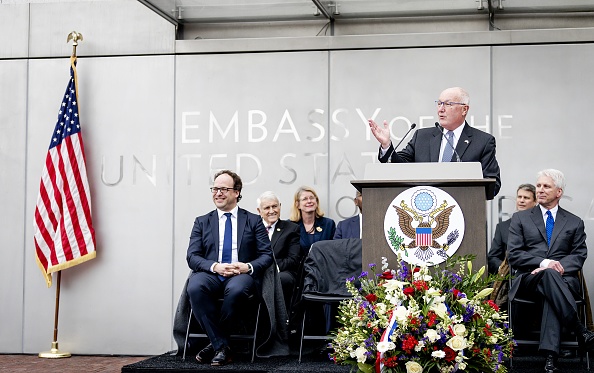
[352,162,495,271]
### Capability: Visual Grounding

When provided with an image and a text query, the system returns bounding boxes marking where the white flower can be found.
[451,324,467,337]
[405,360,424,373]
[351,346,367,363]
[394,305,409,324]
[451,315,463,323]
[458,362,467,370]
[414,340,425,351]
[430,302,448,319]
[383,279,407,292]
[474,287,493,300]
[490,336,499,344]
[431,350,446,358]
[376,341,396,353]
[446,335,467,351]
[425,328,440,343]
[457,297,470,305]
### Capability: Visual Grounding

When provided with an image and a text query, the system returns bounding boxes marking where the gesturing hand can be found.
[368,119,392,149]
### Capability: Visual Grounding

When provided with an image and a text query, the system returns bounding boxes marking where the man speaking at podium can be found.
[368,87,501,196]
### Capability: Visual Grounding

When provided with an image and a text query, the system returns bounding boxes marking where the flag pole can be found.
[39,271,70,358]
[38,31,83,359]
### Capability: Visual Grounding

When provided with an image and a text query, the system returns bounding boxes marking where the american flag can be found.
[33,57,96,287]
[415,227,432,247]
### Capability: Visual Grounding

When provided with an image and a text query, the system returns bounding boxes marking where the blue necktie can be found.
[545,210,554,246]
[441,131,455,162]
[219,212,232,281]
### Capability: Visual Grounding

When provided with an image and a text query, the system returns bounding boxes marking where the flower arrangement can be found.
[329,255,514,373]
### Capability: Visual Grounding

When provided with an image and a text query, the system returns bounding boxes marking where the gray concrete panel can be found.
[173,51,330,312]
[24,55,174,355]
[0,60,28,352]
[0,4,29,59]
[29,0,175,58]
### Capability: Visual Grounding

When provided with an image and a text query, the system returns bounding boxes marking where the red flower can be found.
[402,335,418,353]
[452,288,461,298]
[444,346,457,362]
[365,293,378,303]
[413,280,428,291]
[486,299,500,311]
[413,267,421,273]
[427,311,437,327]
[382,355,399,368]
[403,287,415,297]
[380,271,393,280]
[483,324,493,337]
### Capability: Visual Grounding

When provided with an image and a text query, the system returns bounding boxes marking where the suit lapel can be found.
[236,208,247,252]
[529,206,547,244]
[455,122,472,160]
[271,220,282,247]
[430,127,441,162]
[549,207,567,250]
[209,211,220,250]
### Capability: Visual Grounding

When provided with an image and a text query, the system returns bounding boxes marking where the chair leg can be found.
[250,302,261,363]
[182,310,193,361]
[298,308,307,363]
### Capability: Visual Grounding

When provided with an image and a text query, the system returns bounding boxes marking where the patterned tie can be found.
[545,210,554,246]
[219,212,232,281]
[441,131,455,162]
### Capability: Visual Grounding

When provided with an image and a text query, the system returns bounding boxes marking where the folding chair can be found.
[298,238,362,362]
[182,294,262,363]
[508,269,590,370]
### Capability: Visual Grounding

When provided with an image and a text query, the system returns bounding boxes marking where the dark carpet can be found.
[122,348,593,372]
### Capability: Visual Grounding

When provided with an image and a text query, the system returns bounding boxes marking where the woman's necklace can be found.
[305,224,315,234]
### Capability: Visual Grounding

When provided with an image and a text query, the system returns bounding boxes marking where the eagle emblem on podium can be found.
[384,187,465,266]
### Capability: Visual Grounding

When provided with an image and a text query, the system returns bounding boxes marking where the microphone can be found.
[385,123,416,162]
[434,122,461,162]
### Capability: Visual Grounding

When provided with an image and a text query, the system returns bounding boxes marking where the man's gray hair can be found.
[257,191,279,207]
[537,169,566,191]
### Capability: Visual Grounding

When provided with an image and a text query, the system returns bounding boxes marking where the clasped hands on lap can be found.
[530,260,564,275]
[214,262,250,278]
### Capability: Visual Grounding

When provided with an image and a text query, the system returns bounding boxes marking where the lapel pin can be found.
[464,140,469,144]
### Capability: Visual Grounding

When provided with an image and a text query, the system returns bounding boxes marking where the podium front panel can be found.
[361,184,487,271]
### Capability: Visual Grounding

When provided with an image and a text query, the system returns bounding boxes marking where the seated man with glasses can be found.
[186,170,273,366]
[368,86,501,196]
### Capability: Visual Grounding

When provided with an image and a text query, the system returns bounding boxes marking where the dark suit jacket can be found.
[507,205,587,301]
[378,122,501,196]
[186,207,273,282]
[296,216,336,254]
[488,218,511,275]
[270,219,301,275]
[334,215,360,240]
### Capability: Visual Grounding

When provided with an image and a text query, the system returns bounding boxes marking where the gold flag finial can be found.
[66,31,83,57]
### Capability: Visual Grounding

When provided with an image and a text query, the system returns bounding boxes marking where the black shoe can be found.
[559,349,574,358]
[544,354,560,373]
[579,329,594,351]
[211,346,232,366]
[195,343,215,364]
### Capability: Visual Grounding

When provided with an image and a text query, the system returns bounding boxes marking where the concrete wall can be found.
[1,0,594,355]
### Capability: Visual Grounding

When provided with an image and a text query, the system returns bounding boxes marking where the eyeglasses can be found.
[299,196,316,203]
[435,100,467,108]
[210,187,235,194]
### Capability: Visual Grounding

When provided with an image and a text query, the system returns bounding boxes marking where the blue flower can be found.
[358,271,368,279]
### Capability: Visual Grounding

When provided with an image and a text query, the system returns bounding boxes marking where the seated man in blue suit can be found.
[508,169,594,373]
[186,170,273,366]
[333,190,362,239]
